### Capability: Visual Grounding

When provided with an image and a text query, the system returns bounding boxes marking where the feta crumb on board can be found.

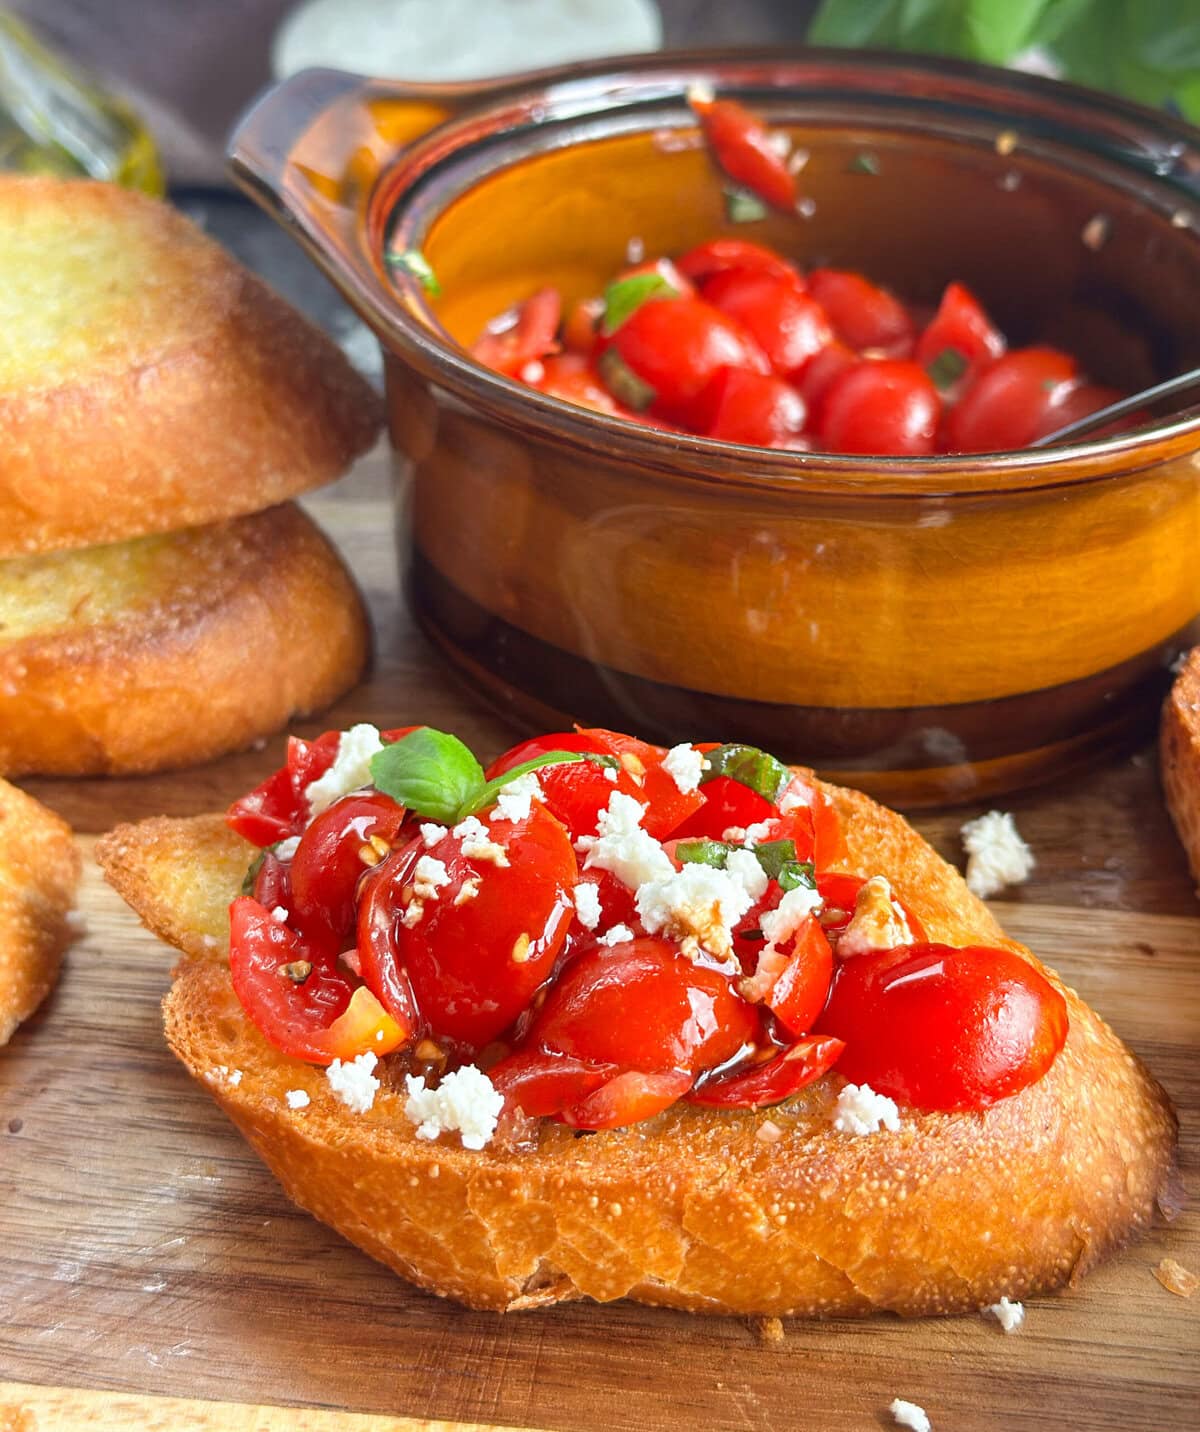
[833,1082,901,1136]
[890,1398,931,1432]
[286,1089,310,1110]
[404,1065,503,1150]
[960,810,1035,899]
[494,771,544,823]
[661,743,704,793]
[305,723,384,817]
[573,881,602,930]
[577,791,673,889]
[326,1052,380,1114]
[984,1296,1025,1333]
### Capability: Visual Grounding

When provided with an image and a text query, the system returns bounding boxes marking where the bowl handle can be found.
[226,68,485,331]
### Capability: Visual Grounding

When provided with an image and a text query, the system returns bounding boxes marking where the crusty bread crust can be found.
[0,178,381,556]
[1162,648,1200,887]
[0,779,79,1044]
[97,782,1177,1316]
[0,504,369,776]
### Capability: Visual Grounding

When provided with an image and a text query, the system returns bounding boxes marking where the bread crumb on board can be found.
[1154,1257,1198,1298]
[753,1315,785,1345]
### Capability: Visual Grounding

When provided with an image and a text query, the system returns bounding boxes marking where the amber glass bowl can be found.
[229,50,1200,805]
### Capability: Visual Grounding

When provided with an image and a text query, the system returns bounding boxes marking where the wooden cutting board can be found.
[2,452,1197,1432]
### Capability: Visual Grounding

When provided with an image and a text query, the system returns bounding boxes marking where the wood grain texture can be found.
[2,447,1197,1431]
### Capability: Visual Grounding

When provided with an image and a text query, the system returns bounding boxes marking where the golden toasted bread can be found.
[1162,648,1200,887]
[0,779,79,1044]
[98,778,1177,1317]
[0,504,369,776]
[0,177,381,556]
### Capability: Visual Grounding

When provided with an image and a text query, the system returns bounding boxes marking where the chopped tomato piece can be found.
[816,360,940,456]
[797,339,858,414]
[944,347,1078,453]
[561,1068,694,1129]
[745,914,834,1037]
[689,94,798,212]
[581,728,706,838]
[702,269,832,379]
[670,773,776,842]
[703,366,806,447]
[688,1035,844,1108]
[288,791,406,947]
[489,1051,617,1118]
[915,281,1005,375]
[472,286,562,378]
[807,269,915,357]
[677,237,803,287]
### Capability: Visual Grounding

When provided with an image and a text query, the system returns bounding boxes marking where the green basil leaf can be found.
[386,247,442,297]
[241,850,266,897]
[675,838,737,870]
[751,839,798,883]
[700,743,791,804]
[597,347,657,411]
[369,727,485,823]
[723,185,769,224]
[458,750,598,820]
[847,151,880,175]
[601,272,679,337]
[778,860,817,893]
[926,346,968,391]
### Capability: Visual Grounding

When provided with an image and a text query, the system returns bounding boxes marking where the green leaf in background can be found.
[964,0,1051,65]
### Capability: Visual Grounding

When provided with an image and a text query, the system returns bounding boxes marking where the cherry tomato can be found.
[677,238,803,288]
[607,295,770,425]
[915,281,1005,374]
[688,1035,844,1108]
[530,353,622,416]
[562,297,603,355]
[797,339,858,413]
[472,287,562,378]
[816,360,940,456]
[288,792,406,948]
[689,95,798,212]
[561,1068,694,1129]
[581,729,706,838]
[671,773,776,841]
[772,779,845,867]
[250,849,292,912]
[489,1051,617,1117]
[807,269,914,356]
[357,804,577,1049]
[703,366,806,447]
[1031,382,1133,442]
[815,942,1069,1110]
[750,914,834,1036]
[702,269,832,379]
[943,347,1078,453]
[524,936,760,1075]
[228,897,407,1064]
[484,731,649,842]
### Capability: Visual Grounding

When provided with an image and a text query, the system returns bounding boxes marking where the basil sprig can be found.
[700,743,791,805]
[675,838,738,870]
[601,272,679,336]
[597,348,657,411]
[676,834,815,892]
[386,247,442,297]
[926,346,968,392]
[723,185,768,224]
[369,727,613,824]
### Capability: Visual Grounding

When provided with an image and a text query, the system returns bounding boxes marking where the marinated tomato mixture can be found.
[225,724,1068,1149]
[468,93,1128,456]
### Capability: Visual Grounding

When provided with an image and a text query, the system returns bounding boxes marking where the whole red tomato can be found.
[816,360,940,456]
[807,269,914,356]
[944,347,1078,453]
[702,269,832,379]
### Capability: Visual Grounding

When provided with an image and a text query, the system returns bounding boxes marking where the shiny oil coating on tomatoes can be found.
[222,722,1069,1134]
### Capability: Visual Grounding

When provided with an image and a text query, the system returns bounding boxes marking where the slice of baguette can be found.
[0,779,79,1044]
[97,782,1177,1317]
[0,177,381,556]
[0,504,369,776]
[1162,647,1200,886]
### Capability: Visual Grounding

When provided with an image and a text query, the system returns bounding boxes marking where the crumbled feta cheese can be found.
[573,881,602,930]
[602,765,618,782]
[759,882,824,952]
[273,835,300,861]
[412,855,450,901]
[453,815,510,867]
[890,1399,931,1432]
[722,826,747,844]
[742,820,772,848]
[984,1297,1025,1333]
[494,771,544,824]
[270,905,289,924]
[404,1065,503,1151]
[453,876,481,906]
[779,784,813,813]
[662,743,704,794]
[420,822,447,849]
[961,810,1035,899]
[326,1052,379,1114]
[305,723,384,817]
[577,791,673,890]
[636,861,757,963]
[838,875,909,957]
[286,1089,310,1110]
[833,1082,901,1136]
[725,847,768,902]
[598,923,635,946]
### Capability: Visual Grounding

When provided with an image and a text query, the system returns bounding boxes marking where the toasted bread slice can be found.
[97,779,1177,1317]
[0,177,381,556]
[0,779,79,1044]
[1162,648,1200,887]
[0,504,369,776]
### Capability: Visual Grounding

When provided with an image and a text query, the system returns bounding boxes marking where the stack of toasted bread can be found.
[0,176,380,777]
[1162,646,1200,887]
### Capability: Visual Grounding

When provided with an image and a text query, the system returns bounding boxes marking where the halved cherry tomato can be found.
[357,803,577,1049]
[816,360,940,456]
[677,237,803,287]
[944,347,1078,453]
[807,269,915,356]
[228,897,407,1064]
[484,732,651,842]
[689,95,798,212]
[288,792,406,948]
[772,778,845,866]
[529,353,622,416]
[562,297,603,355]
[581,729,707,838]
[671,773,776,841]
[702,269,832,379]
[561,1068,693,1129]
[1031,382,1134,441]
[688,1035,844,1108]
[915,281,1005,374]
[797,339,858,414]
[489,1051,617,1118]
[523,936,760,1075]
[606,295,770,425]
[472,286,562,378]
[749,914,834,1036]
[815,942,1069,1110]
[704,366,806,447]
